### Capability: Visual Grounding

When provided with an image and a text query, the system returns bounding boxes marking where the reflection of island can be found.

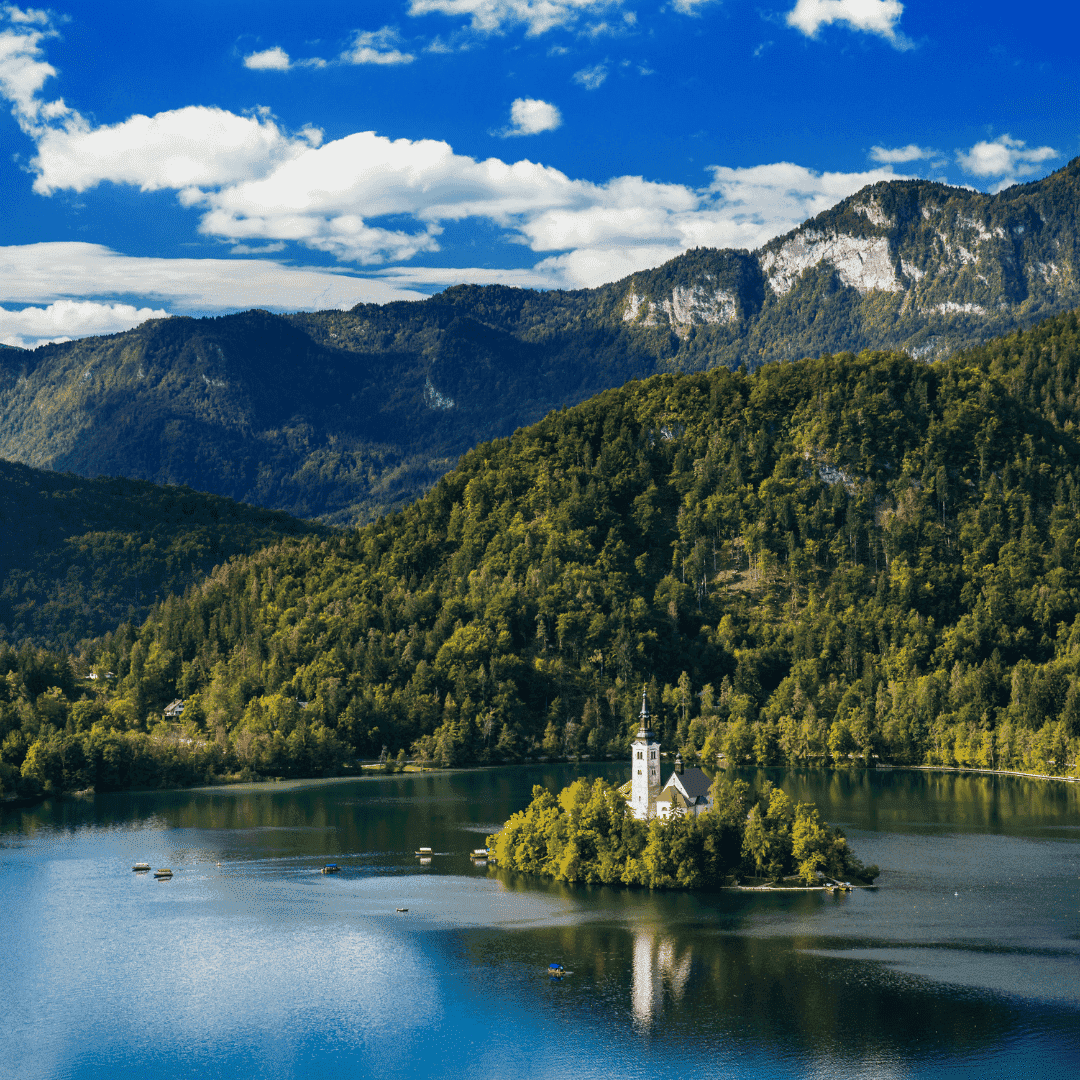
[631,929,691,1027]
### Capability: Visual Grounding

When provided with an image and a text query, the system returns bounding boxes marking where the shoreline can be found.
[3,758,1077,812]
[723,883,878,892]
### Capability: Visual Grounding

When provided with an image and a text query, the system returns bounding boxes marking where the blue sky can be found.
[0,0,1076,346]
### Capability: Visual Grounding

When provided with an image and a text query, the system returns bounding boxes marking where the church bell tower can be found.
[630,687,660,820]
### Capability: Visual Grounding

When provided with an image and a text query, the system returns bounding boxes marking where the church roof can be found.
[680,767,712,799]
[656,785,691,808]
[664,766,712,801]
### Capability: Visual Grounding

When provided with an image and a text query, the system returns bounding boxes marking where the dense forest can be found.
[489,776,877,890]
[5,307,1080,798]
[2,159,1079,523]
[0,460,328,647]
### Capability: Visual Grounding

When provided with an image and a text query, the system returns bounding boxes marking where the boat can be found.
[153,869,173,878]
[415,847,433,856]
[321,864,341,874]
[470,848,489,858]
[548,963,565,977]
[396,907,409,913]
[132,863,151,872]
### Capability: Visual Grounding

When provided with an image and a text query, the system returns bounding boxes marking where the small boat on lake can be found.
[321,864,341,874]
[415,847,433,856]
[470,848,489,858]
[396,907,408,913]
[548,963,565,977]
[153,869,173,878]
[132,863,151,872]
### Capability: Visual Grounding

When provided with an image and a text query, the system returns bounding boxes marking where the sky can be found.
[0,0,1077,347]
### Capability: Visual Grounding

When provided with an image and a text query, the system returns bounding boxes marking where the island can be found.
[487,693,879,891]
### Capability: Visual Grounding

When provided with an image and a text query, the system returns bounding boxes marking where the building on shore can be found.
[628,688,713,821]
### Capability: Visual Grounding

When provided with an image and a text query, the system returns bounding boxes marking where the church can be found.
[628,689,714,821]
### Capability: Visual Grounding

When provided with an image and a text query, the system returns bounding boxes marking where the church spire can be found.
[636,685,653,739]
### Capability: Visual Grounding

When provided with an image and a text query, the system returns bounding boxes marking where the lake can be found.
[1,764,1077,1079]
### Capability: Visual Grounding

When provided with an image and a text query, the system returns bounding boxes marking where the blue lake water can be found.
[1,765,1078,1079]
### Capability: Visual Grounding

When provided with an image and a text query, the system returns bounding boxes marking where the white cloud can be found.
[243,46,292,71]
[670,0,718,14]
[0,242,426,346]
[0,5,68,127]
[407,0,624,36]
[342,27,415,65]
[956,135,1057,190]
[30,105,322,195]
[498,97,562,136]
[870,143,934,163]
[0,299,170,348]
[573,61,607,89]
[0,7,912,310]
[786,0,910,48]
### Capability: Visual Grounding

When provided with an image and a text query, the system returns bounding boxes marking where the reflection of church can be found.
[632,928,692,1028]
[628,689,713,821]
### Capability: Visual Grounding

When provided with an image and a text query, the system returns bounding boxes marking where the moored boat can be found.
[321,864,341,874]
[153,869,173,878]
[470,848,489,858]
[132,863,151,872]
[415,847,433,856]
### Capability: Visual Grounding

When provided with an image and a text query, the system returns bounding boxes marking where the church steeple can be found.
[636,686,654,739]
[630,686,660,820]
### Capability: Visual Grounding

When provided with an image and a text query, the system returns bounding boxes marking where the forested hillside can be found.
[0,460,328,646]
[2,159,1079,523]
[5,309,1080,797]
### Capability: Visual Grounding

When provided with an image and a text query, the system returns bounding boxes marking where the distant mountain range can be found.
[3,157,1079,524]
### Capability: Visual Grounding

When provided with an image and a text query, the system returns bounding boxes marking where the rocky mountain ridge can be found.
[2,157,1079,523]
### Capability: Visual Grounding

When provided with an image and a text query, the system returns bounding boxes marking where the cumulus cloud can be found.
[30,105,322,195]
[956,134,1057,190]
[786,0,910,48]
[573,62,607,89]
[498,97,562,136]
[0,299,170,348]
[407,0,624,37]
[242,27,411,72]
[0,6,910,309]
[342,27,415,65]
[869,143,934,163]
[243,46,292,71]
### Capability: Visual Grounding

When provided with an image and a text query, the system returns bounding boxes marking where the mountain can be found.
[0,459,329,647]
[3,158,1080,524]
[5,308,1080,797]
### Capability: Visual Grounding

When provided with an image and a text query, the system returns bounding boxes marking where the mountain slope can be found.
[6,308,1080,798]
[3,159,1080,523]
[0,459,329,647]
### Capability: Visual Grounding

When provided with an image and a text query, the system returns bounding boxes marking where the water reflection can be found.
[631,929,692,1028]
[2,764,1078,1079]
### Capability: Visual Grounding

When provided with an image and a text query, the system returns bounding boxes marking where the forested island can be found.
[487,776,878,890]
[4,309,1080,799]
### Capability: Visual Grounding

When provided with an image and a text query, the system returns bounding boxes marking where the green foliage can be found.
[487,775,871,889]
[0,459,328,647]
[7,308,1080,796]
